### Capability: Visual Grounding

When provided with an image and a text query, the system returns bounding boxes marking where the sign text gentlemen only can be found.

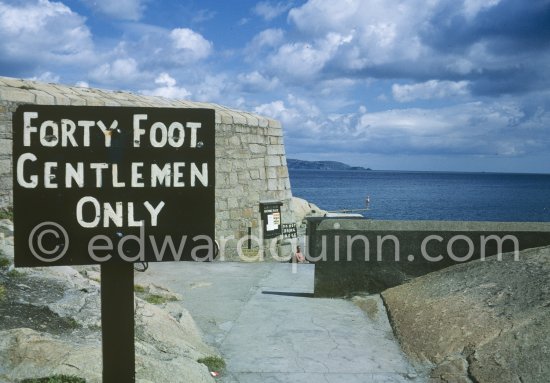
[13,106,215,267]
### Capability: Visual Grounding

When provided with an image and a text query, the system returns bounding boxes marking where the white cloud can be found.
[29,71,60,83]
[249,28,285,50]
[155,72,176,87]
[89,58,142,85]
[254,94,321,134]
[237,71,279,91]
[141,72,191,99]
[288,0,361,35]
[255,0,434,83]
[392,80,470,102]
[170,28,212,61]
[268,32,353,80]
[253,1,293,21]
[254,100,287,120]
[81,0,147,21]
[351,101,532,155]
[254,92,545,159]
[192,74,230,103]
[0,0,93,64]
[462,0,501,20]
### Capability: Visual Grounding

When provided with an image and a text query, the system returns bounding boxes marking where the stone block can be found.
[269,136,282,145]
[268,119,281,129]
[227,197,239,209]
[219,112,233,124]
[247,134,266,144]
[265,156,281,167]
[249,143,266,154]
[235,125,249,134]
[218,162,233,173]
[229,172,238,186]
[257,117,269,128]
[0,77,29,88]
[0,159,11,175]
[277,166,289,178]
[266,167,277,179]
[244,114,259,127]
[258,167,266,180]
[249,170,260,180]
[0,176,12,189]
[52,93,72,105]
[67,94,87,106]
[267,179,278,191]
[268,127,283,138]
[232,113,247,125]
[0,122,12,139]
[229,136,241,146]
[85,97,107,106]
[238,171,249,182]
[267,144,285,155]
[31,90,55,104]
[0,139,11,155]
[0,88,35,103]
[230,210,242,220]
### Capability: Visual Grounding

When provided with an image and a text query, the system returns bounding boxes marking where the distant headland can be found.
[287,158,370,171]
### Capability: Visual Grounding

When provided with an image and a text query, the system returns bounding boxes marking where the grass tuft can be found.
[7,269,22,278]
[198,355,226,372]
[143,294,177,305]
[0,207,13,220]
[133,284,146,293]
[20,374,85,383]
[0,257,10,268]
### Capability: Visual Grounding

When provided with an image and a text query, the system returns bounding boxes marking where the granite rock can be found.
[382,246,550,383]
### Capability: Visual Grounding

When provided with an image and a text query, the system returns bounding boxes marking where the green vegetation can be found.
[20,375,85,383]
[65,317,80,329]
[134,284,178,305]
[143,293,177,305]
[0,206,13,220]
[0,284,5,300]
[17,85,36,91]
[0,256,10,268]
[133,284,146,293]
[7,269,22,278]
[197,355,226,372]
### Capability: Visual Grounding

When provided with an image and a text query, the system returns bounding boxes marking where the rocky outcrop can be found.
[0,222,217,383]
[381,246,550,383]
[289,196,327,226]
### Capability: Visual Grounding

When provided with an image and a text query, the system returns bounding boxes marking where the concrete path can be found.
[135,262,425,383]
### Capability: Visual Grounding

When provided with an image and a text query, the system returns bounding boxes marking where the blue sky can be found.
[1,0,549,173]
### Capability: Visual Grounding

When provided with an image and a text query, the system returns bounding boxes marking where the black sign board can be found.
[259,201,282,239]
[13,105,215,267]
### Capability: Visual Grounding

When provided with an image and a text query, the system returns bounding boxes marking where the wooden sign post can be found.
[12,105,216,382]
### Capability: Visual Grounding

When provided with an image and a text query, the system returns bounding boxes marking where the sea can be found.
[288,170,550,222]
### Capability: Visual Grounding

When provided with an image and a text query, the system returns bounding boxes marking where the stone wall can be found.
[0,76,293,256]
[306,218,550,297]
